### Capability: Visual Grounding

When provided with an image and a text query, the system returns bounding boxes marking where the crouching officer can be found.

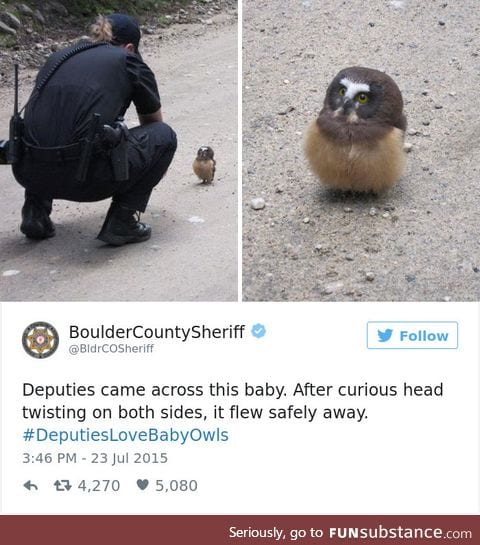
[12,13,177,245]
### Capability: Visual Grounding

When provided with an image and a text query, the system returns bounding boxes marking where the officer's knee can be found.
[158,122,177,151]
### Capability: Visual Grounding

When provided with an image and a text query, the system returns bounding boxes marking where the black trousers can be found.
[13,121,177,212]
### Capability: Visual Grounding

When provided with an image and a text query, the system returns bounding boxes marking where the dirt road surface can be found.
[243,0,480,301]
[0,17,238,301]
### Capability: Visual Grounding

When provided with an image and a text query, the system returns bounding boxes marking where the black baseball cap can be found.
[107,13,141,53]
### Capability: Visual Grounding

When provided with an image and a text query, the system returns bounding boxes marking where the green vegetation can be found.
[0,1,192,18]
[0,33,16,47]
[57,1,190,17]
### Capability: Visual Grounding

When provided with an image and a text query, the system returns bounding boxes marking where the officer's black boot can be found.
[97,203,151,246]
[20,194,55,240]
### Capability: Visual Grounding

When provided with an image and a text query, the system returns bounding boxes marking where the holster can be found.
[76,113,101,183]
[0,113,24,165]
[101,119,129,183]
[7,113,24,164]
[0,140,8,165]
[76,115,129,184]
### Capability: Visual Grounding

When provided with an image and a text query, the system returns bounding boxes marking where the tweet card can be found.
[1,302,478,518]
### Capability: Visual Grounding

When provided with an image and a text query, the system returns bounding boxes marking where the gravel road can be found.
[0,14,238,301]
[243,0,480,301]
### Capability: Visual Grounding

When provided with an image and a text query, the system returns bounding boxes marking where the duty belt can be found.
[22,138,105,163]
[21,113,129,183]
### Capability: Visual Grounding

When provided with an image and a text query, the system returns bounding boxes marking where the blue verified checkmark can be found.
[251,323,266,339]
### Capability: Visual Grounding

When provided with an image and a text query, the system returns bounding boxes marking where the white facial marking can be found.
[340,77,370,100]
[347,111,359,123]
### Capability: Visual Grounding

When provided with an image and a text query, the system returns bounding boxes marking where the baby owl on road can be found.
[304,66,407,193]
[193,146,216,184]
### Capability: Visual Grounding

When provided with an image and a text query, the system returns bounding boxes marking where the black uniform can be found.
[14,42,177,213]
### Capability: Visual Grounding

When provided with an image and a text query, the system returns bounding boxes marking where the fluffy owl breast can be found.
[316,110,393,146]
[304,119,406,192]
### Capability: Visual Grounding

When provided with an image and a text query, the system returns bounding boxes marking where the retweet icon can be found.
[377,328,393,343]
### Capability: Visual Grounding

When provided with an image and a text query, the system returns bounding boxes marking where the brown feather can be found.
[304,120,405,192]
[193,158,216,183]
[305,66,407,192]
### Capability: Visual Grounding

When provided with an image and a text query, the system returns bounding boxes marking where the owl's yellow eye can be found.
[339,87,346,96]
[356,93,369,104]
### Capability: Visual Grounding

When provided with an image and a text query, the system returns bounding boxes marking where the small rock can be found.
[365,272,375,282]
[274,186,284,193]
[369,207,378,216]
[211,13,233,25]
[442,296,451,302]
[303,217,310,224]
[188,216,205,223]
[283,79,290,84]
[284,243,299,260]
[368,22,375,27]
[403,142,413,153]
[17,4,34,17]
[277,106,295,115]
[2,270,20,277]
[345,254,354,261]
[422,120,430,126]
[47,1,69,16]
[343,207,353,213]
[473,266,479,273]
[382,212,390,219]
[33,10,46,25]
[251,197,266,210]
[449,91,456,97]
[434,104,443,109]
[383,203,395,211]
[407,128,418,136]
[405,274,416,283]
[321,281,344,295]
[0,20,16,36]
[2,12,21,30]
[438,20,446,26]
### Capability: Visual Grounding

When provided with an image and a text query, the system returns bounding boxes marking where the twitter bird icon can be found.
[377,328,393,342]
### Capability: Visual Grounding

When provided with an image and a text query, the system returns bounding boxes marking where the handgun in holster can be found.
[101,118,129,183]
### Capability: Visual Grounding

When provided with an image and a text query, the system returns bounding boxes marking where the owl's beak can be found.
[342,98,355,114]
